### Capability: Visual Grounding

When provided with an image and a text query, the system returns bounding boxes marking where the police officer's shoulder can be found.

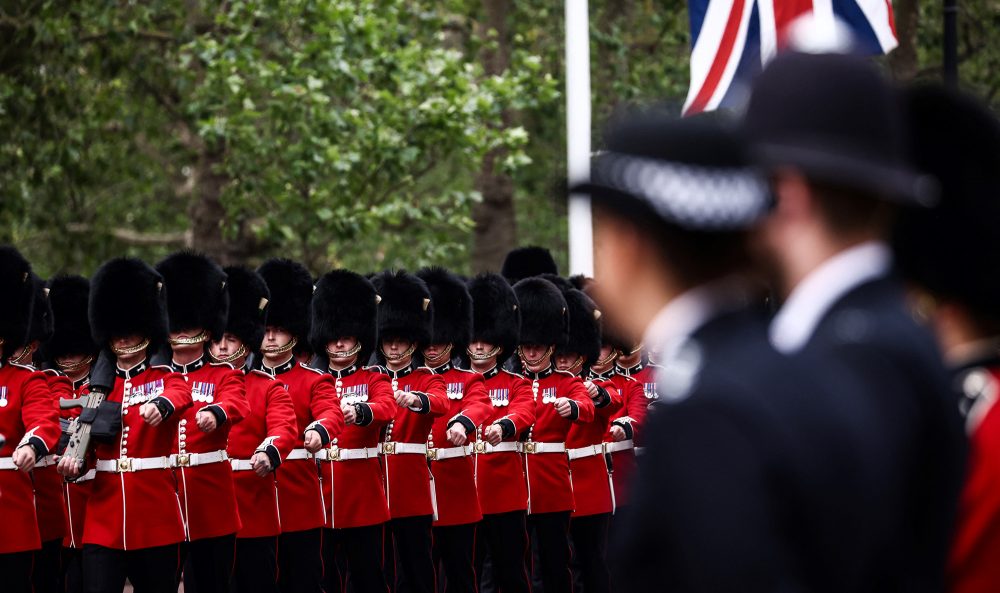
[250,369,276,380]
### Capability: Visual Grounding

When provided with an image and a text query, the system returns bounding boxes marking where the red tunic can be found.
[170,358,249,541]
[567,377,621,517]
[35,369,70,543]
[474,367,535,516]
[83,362,193,550]
[949,366,1000,593]
[378,364,448,519]
[522,367,595,515]
[63,376,92,549]
[428,364,492,527]
[0,362,61,554]
[266,358,344,533]
[606,365,650,508]
[320,365,395,529]
[229,368,298,539]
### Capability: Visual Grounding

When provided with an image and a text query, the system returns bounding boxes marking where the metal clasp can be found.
[117,457,133,472]
[175,453,191,467]
[523,441,536,454]
[474,441,486,454]
[426,448,438,461]
[381,442,396,455]
[328,445,340,461]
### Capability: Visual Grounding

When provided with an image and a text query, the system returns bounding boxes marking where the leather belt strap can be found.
[0,457,17,470]
[170,450,229,468]
[471,441,520,454]
[286,448,314,461]
[519,441,566,455]
[604,439,635,454]
[316,446,380,462]
[379,442,427,456]
[96,456,171,473]
[34,454,59,468]
[568,444,606,461]
[427,445,471,461]
[231,459,255,471]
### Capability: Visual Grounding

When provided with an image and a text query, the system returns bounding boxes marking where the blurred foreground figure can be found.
[745,52,966,593]
[894,84,1000,593]
[580,111,877,592]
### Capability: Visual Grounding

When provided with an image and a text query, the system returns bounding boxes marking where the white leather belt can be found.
[35,454,59,468]
[520,442,565,455]
[96,456,171,473]
[427,445,471,461]
[75,468,97,482]
[316,446,380,461]
[231,459,255,471]
[380,442,427,456]
[285,448,314,461]
[472,441,520,454]
[0,457,17,470]
[605,439,635,454]
[568,444,606,461]
[170,450,229,468]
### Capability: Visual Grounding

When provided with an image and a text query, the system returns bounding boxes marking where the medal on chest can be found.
[125,379,164,407]
[0,386,8,407]
[446,382,464,400]
[643,382,658,400]
[342,383,369,405]
[488,388,509,407]
[541,387,558,404]
[192,381,216,403]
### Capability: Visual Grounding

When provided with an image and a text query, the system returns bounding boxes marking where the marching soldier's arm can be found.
[203,367,250,426]
[305,374,345,445]
[260,381,298,468]
[593,380,623,420]
[611,380,647,441]
[449,373,492,435]
[357,373,397,427]
[564,375,596,424]
[19,371,61,457]
[406,372,449,417]
[491,376,536,440]
[150,371,194,421]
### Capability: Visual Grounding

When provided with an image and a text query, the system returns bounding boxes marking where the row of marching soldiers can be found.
[0,242,653,593]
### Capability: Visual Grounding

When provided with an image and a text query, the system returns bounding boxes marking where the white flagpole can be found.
[565,0,594,277]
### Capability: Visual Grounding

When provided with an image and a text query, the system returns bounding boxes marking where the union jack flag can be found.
[683,0,898,115]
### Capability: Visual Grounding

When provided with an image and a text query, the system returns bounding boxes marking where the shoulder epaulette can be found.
[152,364,174,372]
[364,365,388,374]
[300,364,325,375]
[553,369,575,377]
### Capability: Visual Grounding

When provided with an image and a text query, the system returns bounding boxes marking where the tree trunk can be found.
[888,0,920,81]
[471,0,517,274]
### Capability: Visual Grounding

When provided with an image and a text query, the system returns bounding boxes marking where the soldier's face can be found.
[326,337,359,363]
[554,353,582,374]
[382,337,413,357]
[111,335,145,350]
[422,343,452,364]
[210,333,245,358]
[169,328,207,353]
[519,344,551,370]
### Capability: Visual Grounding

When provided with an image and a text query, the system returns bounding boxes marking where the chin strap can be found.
[467,345,501,361]
[327,341,362,359]
[209,344,246,365]
[56,354,95,373]
[595,348,620,368]
[262,337,298,356]
[381,343,416,362]
[423,344,453,366]
[9,344,32,365]
[517,345,554,369]
[169,331,209,346]
[112,338,150,357]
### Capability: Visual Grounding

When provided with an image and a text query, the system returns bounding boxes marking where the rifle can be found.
[59,349,120,468]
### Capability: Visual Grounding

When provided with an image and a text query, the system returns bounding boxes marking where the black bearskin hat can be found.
[0,245,35,358]
[26,274,54,346]
[311,270,379,363]
[44,275,96,362]
[555,286,602,369]
[501,246,558,284]
[90,257,168,347]
[371,270,433,347]
[156,251,229,339]
[222,266,270,350]
[894,84,1000,321]
[416,267,472,347]
[467,272,520,361]
[512,277,568,347]
[257,258,313,340]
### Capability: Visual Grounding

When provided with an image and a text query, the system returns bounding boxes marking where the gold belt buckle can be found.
[176,453,191,467]
[426,448,438,461]
[474,441,486,454]
[523,441,536,454]
[381,442,396,455]
[117,457,133,472]
[328,445,340,461]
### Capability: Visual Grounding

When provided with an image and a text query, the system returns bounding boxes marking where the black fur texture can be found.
[43,275,96,362]
[416,267,473,347]
[501,246,558,284]
[371,270,433,346]
[311,269,379,363]
[0,245,35,358]
[156,251,229,339]
[556,287,602,369]
[89,257,169,347]
[256,258,314,340]
[512,277,568,347]
[26,274,54,345]
[467,272,520,361]
[222,266,270,350]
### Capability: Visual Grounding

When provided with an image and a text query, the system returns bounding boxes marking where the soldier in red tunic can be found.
[510,277,596,593]
[210,266,298,593]
[57,257,193,593]
[370,270,449,593]
[257,258,345,593]
[466,272,535,593]
[416,267,492,593]
[0,246,61,593]
[44,274,98,593]
[311,270,394,593]
[156,252,250,592]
